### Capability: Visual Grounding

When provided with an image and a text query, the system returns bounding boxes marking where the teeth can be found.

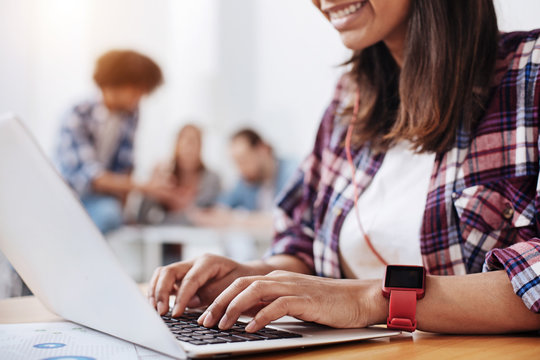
[329,2,364,21]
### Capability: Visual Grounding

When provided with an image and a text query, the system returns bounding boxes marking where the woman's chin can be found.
[338,32,373,51]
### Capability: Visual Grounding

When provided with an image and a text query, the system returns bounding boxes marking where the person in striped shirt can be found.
[55,50,166,233]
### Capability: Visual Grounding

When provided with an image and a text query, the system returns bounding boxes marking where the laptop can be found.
[0,114,400,359]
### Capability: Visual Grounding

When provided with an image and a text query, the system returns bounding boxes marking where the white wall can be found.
[0,0,345,186]
[1,0,540,186]
[495,0,540,31]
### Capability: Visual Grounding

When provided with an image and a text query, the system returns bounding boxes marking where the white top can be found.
[93,105,123,168]
[339,141,435,280]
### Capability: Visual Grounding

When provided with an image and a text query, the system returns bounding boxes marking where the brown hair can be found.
[345,0,499,153]
[93,50,163,93]
[172,124,205,184]
[231,128,265,148]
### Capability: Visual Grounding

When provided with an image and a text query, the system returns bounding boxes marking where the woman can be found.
[138,124,221,224]
[148,0,540,334]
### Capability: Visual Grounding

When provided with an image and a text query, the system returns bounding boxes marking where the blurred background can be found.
[1,0,540,295]
[0,0,348,184]
[1,0,539,181]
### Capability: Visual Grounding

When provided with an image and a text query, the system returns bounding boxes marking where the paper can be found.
[0,321,173,360]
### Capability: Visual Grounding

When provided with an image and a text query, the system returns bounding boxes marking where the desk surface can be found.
[1,295,537,359]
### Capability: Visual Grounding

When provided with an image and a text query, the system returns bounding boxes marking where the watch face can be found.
[384,265,425,289]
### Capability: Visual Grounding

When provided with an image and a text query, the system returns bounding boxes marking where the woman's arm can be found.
[413,270,540,333]
[197,270,540,334]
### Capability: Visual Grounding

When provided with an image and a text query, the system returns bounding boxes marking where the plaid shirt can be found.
[54,100,138,197]
[270,30,540,313]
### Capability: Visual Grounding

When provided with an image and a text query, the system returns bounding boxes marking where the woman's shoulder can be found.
[313,73,357,152]
[499,29,540,52]
[486,29,540,119]
[497,29,540,70]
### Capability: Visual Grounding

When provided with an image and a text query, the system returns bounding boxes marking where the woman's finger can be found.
[219,280,296,329]
[171,257,224,317]
[245,296,307,332]
[202,277,293,329]
[154,263,191,315]
[198,276,262,327]
[147,266,163,308]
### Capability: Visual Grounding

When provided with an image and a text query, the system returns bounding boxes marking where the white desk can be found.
[106,225,271,282]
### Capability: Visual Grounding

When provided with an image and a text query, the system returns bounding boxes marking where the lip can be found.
[322,1,368,31]
[321,0,365,14]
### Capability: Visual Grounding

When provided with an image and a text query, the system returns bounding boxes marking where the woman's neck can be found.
[383,22,408,68]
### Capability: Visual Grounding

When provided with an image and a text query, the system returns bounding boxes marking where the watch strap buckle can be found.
[387,317,417,332]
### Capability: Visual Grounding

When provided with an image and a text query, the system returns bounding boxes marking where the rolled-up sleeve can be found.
[55,110,104,197]
[266,74,352,274]
[268,161,317,273]
[266,105,334,274]
[484,96,540,312]
[484,240,540,312]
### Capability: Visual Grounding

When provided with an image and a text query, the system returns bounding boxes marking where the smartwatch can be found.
[382,265,426,332]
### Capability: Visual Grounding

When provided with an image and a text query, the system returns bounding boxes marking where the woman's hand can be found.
[197,270,387,332]
[147,254,272,317]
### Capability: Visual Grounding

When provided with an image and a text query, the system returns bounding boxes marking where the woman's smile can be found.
[323,1,368,31]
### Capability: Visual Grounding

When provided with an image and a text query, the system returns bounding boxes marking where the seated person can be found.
[54,50,166,234]
[136,124,221,224]
[147,0,540,336]
[189,128,297,231]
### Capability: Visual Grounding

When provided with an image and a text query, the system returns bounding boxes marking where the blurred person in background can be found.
[134,124,221,264]
[55,50,166,234]
[136,124,221,225]
[189,128,298,231]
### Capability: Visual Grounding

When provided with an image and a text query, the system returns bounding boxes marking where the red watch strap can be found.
[387,290,417,332]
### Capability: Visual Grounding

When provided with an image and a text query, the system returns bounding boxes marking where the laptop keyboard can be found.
[162,312,301,346]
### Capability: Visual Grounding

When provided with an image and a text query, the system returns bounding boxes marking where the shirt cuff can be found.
[264,235,316,274]
[483,239,540,313]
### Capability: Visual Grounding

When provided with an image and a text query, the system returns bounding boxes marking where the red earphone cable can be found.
[345,90,388,266]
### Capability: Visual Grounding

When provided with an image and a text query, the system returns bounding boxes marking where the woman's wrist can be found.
[354,279,389,327]
[243,260,277,277]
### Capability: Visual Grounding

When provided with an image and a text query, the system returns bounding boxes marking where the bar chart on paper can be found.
[0,321,170,360]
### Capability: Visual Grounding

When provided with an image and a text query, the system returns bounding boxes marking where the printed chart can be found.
[0,321,172,360]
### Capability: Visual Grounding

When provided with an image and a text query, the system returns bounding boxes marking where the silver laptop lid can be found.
[0,115,185,359]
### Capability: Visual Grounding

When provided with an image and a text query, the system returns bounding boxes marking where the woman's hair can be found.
[172,124,205,184]
[93,50,163,93]
[346,0,499,153]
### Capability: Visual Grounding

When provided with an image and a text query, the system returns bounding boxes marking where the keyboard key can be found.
[161,313,302,345]
[187,340,207,345]
[204,338,228,344]
[216,336,245,343]
[232,333,266,341]
[175,336,192,342]
[194,330,214,335]
[193,335,215,340]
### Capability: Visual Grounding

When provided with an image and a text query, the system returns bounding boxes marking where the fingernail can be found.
[172,305,180,316]
[218,314,229,329]
[197,310,208,324]
[245,320,256,332]
[148,297,155,307]
[203,312,214,328]
[157,301,168,315]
